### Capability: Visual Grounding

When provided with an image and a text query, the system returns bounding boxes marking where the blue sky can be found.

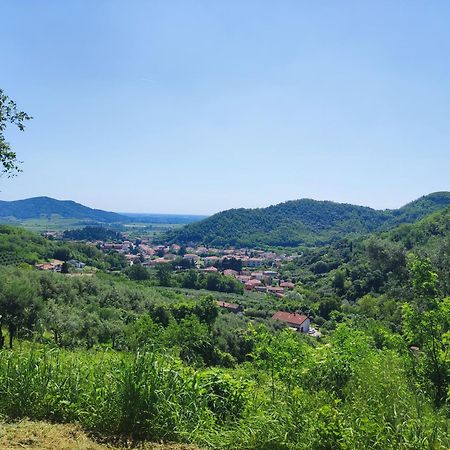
[1,1,450,214]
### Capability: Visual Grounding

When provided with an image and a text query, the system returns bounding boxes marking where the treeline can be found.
[0,225,127,270]
[62,226,123,241]
[0,268,252,365]
[163,192,450,248]
[0,196,129,222]
[126,263,244,294]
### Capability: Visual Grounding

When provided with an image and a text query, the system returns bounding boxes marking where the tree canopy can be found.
[164,193,450,248]
[0,89,32,176]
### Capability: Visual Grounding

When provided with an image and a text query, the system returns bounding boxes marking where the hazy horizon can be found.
[1,191,447,217]
[2,1,450,214]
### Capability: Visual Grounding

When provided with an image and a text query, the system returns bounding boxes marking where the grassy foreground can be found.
[1,331,450,450]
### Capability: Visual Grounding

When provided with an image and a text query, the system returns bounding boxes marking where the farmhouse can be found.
[280,281,295,290]
[35,259,64,272]
[272,311,310,333]
[216,301,242,313]
[244,279,262,290]
[68,259,86,269]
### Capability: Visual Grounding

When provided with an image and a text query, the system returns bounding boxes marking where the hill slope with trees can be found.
[0,197,130,223]
[279,204,450,318]
[0,225,127,270]
[164,192,450,247]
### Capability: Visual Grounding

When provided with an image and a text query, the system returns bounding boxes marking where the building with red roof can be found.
[272,311,310,333]
[216,301,242,313]
[244,279,262,290]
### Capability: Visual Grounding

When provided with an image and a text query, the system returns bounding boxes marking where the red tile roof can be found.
[223,269,238,276]
[216,301,240,311]
[246,279,262,285]
[268,286,284,292]
[272,311,309,326]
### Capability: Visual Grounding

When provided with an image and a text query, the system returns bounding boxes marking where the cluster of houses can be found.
[96,241,297,268]
[34,237,298,297]
[34,232,300,296]
[180,246,297,268]
[238,272,295,297]
[35,233,316,335]
[94,241,299,297]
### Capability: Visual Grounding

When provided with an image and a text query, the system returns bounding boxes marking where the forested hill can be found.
[164,192,450,248]
[281,204,450,307]
[0,197,129,223]
[383,191,450,228]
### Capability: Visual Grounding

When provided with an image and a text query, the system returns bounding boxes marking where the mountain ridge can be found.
[163,192,450,248]
[0,196,130,223]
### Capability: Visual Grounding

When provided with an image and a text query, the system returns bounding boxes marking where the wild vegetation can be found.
[0,224,127,270]
[279,205,450,331]
[0,88,32,176]
[0,249,450,448]
[62,226,124,241]
[164,192,450,248]
[0,196,129,222]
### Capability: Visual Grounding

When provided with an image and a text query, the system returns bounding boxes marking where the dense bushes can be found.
[0,225,127,270]
[1,327,449,449]
[126,264,244,294]
[62,226,123,241]
[1,254,450,447]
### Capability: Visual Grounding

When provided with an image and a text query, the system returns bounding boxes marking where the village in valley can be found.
[37,229,318,335]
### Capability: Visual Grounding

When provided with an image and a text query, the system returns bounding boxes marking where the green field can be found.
[0,216,94,232]
[0,215,183,239]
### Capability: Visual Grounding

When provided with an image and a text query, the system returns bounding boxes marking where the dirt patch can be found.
[0,420,199,450]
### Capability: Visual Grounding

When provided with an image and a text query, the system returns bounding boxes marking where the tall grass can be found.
[0,346,449,449]
[0,348,222,441]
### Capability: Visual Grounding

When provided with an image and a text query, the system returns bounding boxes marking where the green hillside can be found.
[0,225,127,270]
[0,196,129,223]
[280,204,450,309]
[1,211,450,449]
[164,192,450,248]
[383,191,450,228]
